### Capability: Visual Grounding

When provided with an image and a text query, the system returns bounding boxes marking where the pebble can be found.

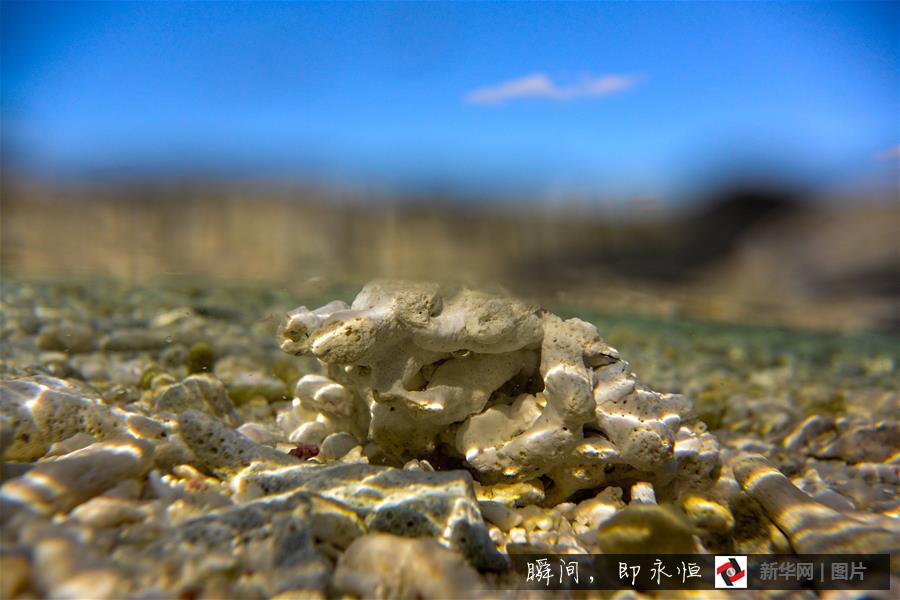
[36,324,96,353]
[288,421,328,446]
[319,432,358,461]
[595,504,699,554]
[478,500,522,532]
[334,534,486,599]
[473,480,545,507]
[45,432,96,457]
[0,549,30,598]
[681,495,734,533]
[176,410,297,476]
[1,438,154,516]
[71,496,150,528]
[237,422,278,446]
[629,481,656,504]
[101,329,171,352]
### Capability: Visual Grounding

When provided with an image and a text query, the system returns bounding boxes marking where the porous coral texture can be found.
[278,280,719,502]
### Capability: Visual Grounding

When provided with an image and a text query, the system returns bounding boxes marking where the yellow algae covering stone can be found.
[595,504,699,554]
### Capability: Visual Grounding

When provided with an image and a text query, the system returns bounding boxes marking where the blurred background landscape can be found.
[2,1,898,332]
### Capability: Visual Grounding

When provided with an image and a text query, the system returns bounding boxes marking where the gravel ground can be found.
[1,278,897,599]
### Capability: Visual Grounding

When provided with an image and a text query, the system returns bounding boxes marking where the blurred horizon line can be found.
[2,165,897,217]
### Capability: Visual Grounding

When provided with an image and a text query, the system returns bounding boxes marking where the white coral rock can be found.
[278,280,718,501]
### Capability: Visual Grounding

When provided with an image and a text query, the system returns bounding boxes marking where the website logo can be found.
[715,556,747,588]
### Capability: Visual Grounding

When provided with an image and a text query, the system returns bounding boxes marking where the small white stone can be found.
[402,459,435,471]
[554,501,577,520]
[508,527,527,544]
[289,421,328,445]
[629,481,656,505]
[237,422,277,446]
[71,497,149,528]
[319,432,358,461]
[55,569,129,599]
[100,479,142,501]
[46,433,96,457]
[1,438,154,516]
[478,500,522,532]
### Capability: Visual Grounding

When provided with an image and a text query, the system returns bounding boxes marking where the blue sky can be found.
[2,1,898,199]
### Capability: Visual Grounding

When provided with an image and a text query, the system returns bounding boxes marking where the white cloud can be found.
[874,145,900,161]
[464,72,640,105]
